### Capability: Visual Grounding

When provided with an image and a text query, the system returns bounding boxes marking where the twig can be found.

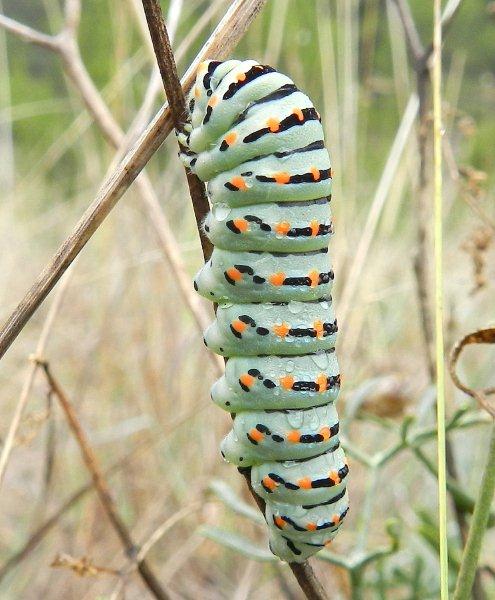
[0,4,220,374]
[36,360,170,600]
[0,14,58,50]
[141,0,212,259]
[0,267,73,490]
[0,435,158,583]
[140,3,328,599]
[0,0,270,361]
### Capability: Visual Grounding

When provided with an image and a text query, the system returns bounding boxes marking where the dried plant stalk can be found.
[0,0,273,361]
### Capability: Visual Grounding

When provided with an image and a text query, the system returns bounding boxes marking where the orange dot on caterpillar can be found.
[267,117,280,132]
[233,218,249,232]
[274,171,291,184]
[263,476,278,491]
[274,516,286,529]
[313,319,324,338]
[269,272,286,286]
[231,319,248,333]
[287,430,301,443]
[308,270,320,288]
[223,131,238,146]
[273,322,290,337]
[279,375,295,390]
[275,221,291,235]
[230,176,248,191]
[316,373,327,392]
[292,107,304,121]
[249,428,264,442]
[297,477,313,489]
[239,373,255,388]
[226,267,242,282]
[310,166,321,181]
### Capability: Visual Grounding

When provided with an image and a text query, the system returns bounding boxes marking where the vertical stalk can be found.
[432,0,448,597]
[453,424,495,600]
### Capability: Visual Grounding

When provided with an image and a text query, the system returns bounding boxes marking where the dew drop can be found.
[287,410,304,428]
[288,301,304,314]
[213,203,231,221]
[312,350,329,369]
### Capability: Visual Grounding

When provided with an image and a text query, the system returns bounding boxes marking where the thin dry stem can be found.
[0,267,73,491]
[37,360,170,600]
[0,4,219,372]
[0,0,269,361]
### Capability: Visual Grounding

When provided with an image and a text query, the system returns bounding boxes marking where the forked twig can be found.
[36,360,170,600]
[0,3,220,374]
[140,2,328,599]
[0,0,272,361]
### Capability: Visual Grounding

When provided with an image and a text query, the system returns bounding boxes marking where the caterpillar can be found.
[179,59,348,563]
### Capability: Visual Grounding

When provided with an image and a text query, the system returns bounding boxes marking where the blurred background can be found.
[0,0,494,598]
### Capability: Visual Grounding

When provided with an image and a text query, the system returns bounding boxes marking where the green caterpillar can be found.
[180,59,348,563]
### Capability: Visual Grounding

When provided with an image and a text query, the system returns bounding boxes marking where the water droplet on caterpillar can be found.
[288,301,304,314]
[285,360,295,373]
[309,407,320,429]
[286,410,304,428]
[312,350,329,369]
[213,203,231,221]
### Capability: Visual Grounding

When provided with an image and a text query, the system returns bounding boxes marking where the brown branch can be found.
[0,0,272,361]
[140,3,328,600]
[141,0,212,260]
[36,360,170,600]
[0,6,220,374]
[0,432,159,583]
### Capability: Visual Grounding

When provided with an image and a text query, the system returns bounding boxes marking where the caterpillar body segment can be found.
[203,299,338,357]
[251,445,349,506]
[194,247,334,303]
[220,402,340,466]
[205,197,333,253]
[210,350,340,413]
[184,59,348,562]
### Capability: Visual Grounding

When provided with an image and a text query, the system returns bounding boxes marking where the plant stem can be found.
[432,0,449,596]
[454,423,495,600]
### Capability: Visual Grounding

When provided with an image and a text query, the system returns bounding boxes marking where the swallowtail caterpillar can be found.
[179,59,348,563]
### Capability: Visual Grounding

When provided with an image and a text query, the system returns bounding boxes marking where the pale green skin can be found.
[204,199,333,252]
[195,248,332,303]
[266,490,349,562]
[251,446,348,506]
[203,299,337,357]
[206,149,331,208]
[184,59,348,562]
[211,351,340,412]
[220,403,339,466]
